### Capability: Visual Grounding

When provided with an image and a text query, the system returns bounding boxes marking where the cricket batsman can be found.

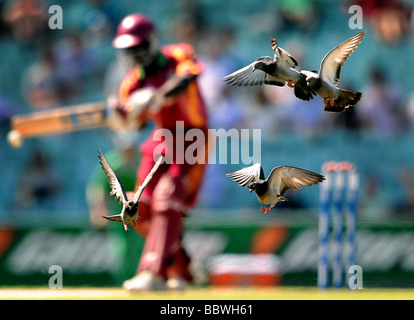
[108,13,209,291]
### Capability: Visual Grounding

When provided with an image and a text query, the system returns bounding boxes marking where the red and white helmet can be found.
[113,13,155,49]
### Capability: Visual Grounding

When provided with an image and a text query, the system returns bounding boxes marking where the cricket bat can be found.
[7,101,108,148]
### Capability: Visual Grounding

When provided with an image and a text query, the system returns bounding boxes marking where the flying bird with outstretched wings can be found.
[300,31,365,112]
[98,150,164,231]
[226,163,325,214]
[223,37,315,101]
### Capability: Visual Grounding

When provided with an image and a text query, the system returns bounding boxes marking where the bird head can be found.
[248,182,256,193]
[253,61,265,72]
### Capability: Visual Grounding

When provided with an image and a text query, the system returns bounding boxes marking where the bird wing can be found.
[226,163,265,187]
[132,155,164,203]
[270,37,298,69]
[267,166,325,196]
[98,150,128,204]
[102,214,123,223]
[223,57,272,86]
[319,31,365,86]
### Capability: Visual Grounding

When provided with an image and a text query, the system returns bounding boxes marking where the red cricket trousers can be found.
[133,151,206,281]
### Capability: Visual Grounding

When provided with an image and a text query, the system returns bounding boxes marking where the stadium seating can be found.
[1,0,413,225]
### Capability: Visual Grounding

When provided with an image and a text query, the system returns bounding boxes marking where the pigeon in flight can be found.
[223,37,315,101]
[98,150,164,231]
[226,163,325,214]
[300,31,365,112]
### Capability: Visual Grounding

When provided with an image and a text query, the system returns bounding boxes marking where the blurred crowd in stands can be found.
[1,0,414,223]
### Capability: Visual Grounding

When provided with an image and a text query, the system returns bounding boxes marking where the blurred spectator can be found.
[197,25,243,120]
[331,105,362,132]
[343,0,396,19]
[81,0,120,71]
[264,85,331,139]
[0,95,19,133]
[0,2,10,36]
[244,87,282,139]
[21,45,75,109]
[209,85,247,131]
[193,25,247,210]
[370,3,411,44]
[356,67,406,138]
[54,31,101,95]
[278,0,322,34]
[14,149,61,210]
[346,0,412,44]
[1,0,414,229]
[82,0,119,41]
[170,0,208,48]
[21,31,100,109]
[2,0,48,45]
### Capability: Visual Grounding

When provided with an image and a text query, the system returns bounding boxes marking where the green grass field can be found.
[1,286,414,300]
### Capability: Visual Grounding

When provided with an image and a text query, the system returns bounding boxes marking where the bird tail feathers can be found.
[324,89,362,112]
[294,78,315,101]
